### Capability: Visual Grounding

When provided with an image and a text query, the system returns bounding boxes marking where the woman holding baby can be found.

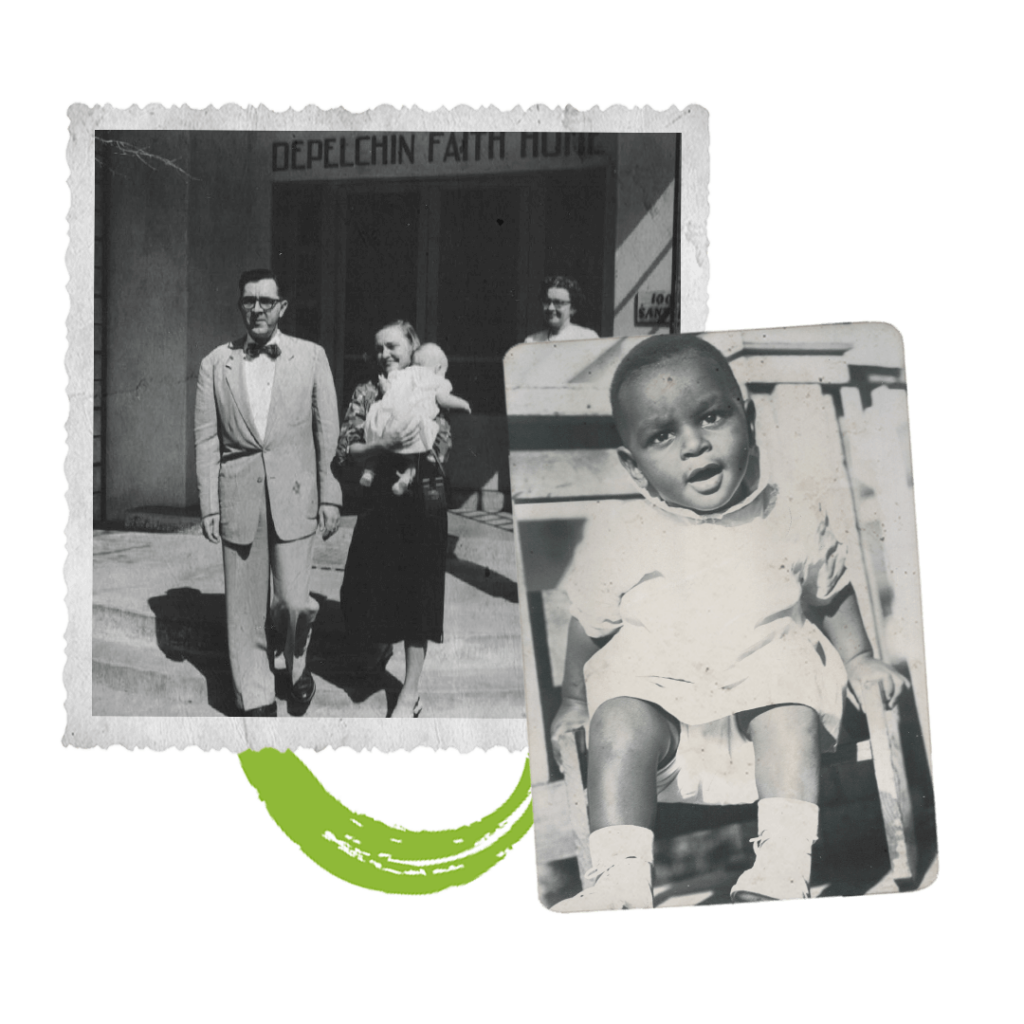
[333,320,470,719]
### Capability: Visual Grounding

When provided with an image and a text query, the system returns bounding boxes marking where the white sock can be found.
[553,825,655,911]
[757,797,819,844]
[731,800,819,902]
[589,824,654,873]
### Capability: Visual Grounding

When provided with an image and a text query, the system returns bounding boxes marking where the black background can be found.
[70,103,921,921]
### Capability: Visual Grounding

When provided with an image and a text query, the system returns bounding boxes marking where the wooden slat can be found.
[722,322,902,368]
[865,386,931,763]
[838,384,931,765]
[733,335,852,356]
[835,385,892,659]
[506,352,849,419]
[735,354,849,386]
[504,336,629,391]
[506,386,610,418]
[512,498,631,522]
[505,327,877,413]
[507,414,621,452]
[510,449,634,503]
[755,385,882,653]
[518,624,550,786]
[554,727,593,884]
[514,518,551,785]
[532,780,579,863]
[859,679,918,883]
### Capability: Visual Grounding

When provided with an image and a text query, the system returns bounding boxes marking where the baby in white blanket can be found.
[361,342,472,496]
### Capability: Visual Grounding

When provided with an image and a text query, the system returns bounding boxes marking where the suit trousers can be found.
[222,485,318,711]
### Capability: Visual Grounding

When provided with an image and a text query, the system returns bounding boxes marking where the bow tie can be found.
[244,341,281,360]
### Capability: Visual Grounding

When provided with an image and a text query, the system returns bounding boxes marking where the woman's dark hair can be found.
[543,275,584,313]
[238,268,284,297]
[610,334,743,437]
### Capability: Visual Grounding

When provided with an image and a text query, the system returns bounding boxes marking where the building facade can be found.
[95,130,684,522]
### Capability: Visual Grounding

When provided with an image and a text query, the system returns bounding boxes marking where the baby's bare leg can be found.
[742,703,820,802]
[588,696,679,831]
[731,704,820,902]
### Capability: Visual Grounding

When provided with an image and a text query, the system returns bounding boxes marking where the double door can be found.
[273,170,609,414]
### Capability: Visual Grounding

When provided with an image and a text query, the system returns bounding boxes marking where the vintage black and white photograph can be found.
[506,324,936,908]
[67,105,710,750]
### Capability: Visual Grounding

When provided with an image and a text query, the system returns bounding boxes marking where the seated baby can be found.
[361,342,472,496]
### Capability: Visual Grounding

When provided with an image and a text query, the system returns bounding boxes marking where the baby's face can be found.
[616,351,752,513]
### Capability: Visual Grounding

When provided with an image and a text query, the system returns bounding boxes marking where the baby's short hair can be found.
[414,342,448,373]
[609,334,742,440]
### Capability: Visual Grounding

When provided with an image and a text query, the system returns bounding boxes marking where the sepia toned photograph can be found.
[506,324,936,908]
[66,104,711,750]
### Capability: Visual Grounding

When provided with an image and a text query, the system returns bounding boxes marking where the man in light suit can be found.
[195,269,342,717]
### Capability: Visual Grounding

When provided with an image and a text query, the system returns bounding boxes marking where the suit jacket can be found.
[195,332,342,545]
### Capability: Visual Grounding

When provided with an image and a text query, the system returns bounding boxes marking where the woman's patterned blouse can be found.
[334,378,453,468]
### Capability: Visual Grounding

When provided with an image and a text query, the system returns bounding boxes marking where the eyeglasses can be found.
[543,299,571,308]
[240,296,283,311]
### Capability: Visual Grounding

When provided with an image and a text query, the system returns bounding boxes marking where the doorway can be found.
[272,169,609,414]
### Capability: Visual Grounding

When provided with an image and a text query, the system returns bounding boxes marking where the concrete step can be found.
[91,685,225,717]
[95,630,524,688]
[93,521,525,719]
[94,568,521,657]
[123,506,205,535]
[93,601,228,654]
[93,597,521,672]
[92,638,229,712]
[93,636,525,719]
[446,532,518,581]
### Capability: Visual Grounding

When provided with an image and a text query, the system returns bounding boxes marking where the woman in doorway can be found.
[333,321,451,719]
[524,275,600,343]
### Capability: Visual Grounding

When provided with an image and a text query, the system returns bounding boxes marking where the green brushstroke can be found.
[239,749,533,894]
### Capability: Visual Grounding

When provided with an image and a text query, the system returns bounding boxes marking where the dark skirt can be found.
[340,453,447,645]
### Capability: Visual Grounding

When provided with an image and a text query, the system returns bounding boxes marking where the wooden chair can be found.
[553,673,916,892]
[506,327,931,899]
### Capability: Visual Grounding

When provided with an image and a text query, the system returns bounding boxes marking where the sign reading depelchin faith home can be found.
[267,132,610,181]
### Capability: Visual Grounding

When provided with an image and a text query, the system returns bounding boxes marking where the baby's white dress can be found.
[562,467,850,806]
[364,366,453,455]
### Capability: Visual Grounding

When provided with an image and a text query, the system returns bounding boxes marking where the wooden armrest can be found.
[554,727,593,884]
[860,679,918,884]
[824,739,874,765]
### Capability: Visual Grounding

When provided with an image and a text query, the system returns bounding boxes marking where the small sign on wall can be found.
[635,290,673,326]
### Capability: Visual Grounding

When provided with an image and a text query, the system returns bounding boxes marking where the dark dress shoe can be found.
[242,702,278,717]
[288,669,316,716]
